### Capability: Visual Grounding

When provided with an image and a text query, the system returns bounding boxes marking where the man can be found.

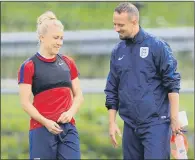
[104,2,182,159]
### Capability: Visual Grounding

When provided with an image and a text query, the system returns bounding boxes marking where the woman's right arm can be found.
[19,83,62,134]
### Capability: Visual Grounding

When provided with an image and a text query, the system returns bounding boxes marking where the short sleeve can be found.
[62,56,79,80]
[18,59,34,84]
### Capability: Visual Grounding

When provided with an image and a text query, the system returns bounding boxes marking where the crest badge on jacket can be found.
[140,47,149,58]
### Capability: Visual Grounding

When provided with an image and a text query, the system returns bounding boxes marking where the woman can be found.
[18,11,84,159]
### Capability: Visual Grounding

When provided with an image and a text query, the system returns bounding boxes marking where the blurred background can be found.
[1,1,194,159]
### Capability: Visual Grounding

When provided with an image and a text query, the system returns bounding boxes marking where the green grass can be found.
[1,93,194,159]
[140,2,194,28]
[1,2,194,32]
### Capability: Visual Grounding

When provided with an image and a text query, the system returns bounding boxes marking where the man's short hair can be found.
[114,2,139,21]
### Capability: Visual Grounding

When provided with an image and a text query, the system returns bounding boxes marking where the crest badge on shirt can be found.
[140,47,149,58]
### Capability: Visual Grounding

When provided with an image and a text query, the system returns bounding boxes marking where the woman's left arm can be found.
[57,77,84,123]
[69,77,84,115]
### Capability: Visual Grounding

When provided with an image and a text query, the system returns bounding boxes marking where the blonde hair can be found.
[36,11,64,43]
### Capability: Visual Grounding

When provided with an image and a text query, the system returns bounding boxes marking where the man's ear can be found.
[132,19,138,26]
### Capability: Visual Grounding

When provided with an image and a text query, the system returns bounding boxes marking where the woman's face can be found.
[40,24,64,55]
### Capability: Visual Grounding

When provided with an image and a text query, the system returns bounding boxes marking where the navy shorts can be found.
[29,123,80,159]
[122,122,171,159]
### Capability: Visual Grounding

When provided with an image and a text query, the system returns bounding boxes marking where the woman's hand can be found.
[44,119,63,134]
[57,110,74,123]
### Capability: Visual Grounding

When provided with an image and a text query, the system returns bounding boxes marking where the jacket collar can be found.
[125,26,148,44]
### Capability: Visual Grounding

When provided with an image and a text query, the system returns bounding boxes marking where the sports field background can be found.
[1,93,194,159]
[1,2,194,159]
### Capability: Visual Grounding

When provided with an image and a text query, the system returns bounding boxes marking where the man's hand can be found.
[171,117,183,136]
[57,110,74,123]
[109,122,122,148]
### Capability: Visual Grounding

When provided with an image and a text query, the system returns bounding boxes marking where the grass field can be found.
[1,93,194,159]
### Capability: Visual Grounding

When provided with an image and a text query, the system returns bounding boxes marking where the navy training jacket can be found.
[104,27,181,128]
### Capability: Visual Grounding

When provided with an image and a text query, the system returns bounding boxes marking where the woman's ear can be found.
[39,35,44,43]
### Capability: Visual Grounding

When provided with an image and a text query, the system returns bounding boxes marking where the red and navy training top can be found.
[18,52,79,130]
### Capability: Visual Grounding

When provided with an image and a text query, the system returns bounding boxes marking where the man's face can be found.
[40,24,64,55]
[113,12,135,40]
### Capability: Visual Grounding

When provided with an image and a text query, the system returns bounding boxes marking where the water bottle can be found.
[174,134,188,159]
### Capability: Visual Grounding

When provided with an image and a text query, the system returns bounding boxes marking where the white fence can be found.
[1,27,194,94]
[1,27,194,56]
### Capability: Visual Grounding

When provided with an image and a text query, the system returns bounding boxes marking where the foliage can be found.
[1,2,194,32]
[1,94,194,159]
